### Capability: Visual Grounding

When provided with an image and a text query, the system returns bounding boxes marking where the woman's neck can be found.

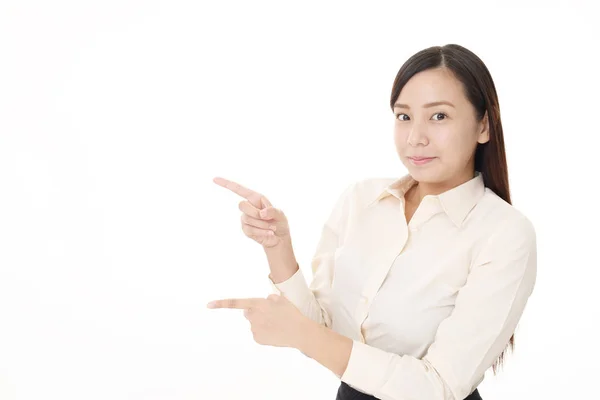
[410,171,476,203]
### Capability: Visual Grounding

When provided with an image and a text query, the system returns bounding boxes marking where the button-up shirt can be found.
[269,172,537,400]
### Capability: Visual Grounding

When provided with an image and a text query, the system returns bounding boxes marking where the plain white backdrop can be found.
[1,1,598,399]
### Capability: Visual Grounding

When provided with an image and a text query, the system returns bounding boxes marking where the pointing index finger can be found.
[207,297,264,309]
[213,177,272,208]
[213,177,255,198]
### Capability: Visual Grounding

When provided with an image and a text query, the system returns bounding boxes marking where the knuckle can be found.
[251,194,261,205]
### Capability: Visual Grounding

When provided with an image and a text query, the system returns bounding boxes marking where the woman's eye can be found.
[395,113,409,121]
[432,112,447,121]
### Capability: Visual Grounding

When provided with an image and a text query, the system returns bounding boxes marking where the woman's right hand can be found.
[213,177,291,249]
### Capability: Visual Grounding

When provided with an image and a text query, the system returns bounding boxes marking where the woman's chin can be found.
[404,164,439,181]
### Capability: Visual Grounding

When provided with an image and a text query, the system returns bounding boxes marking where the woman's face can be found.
[393,67,489,190]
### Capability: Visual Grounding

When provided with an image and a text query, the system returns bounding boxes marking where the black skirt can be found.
[336,381,482,400]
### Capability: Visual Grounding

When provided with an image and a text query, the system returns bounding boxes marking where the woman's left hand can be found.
[207,294,310,349]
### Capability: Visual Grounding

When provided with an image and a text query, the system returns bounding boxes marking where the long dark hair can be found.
[390,44,512,374]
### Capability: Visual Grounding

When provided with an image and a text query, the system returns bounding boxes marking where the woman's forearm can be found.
[296,318,352,378]
[264,238,299,283]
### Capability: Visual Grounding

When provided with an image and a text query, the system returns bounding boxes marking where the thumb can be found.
[259,206,283,220]
[260,196,272,208]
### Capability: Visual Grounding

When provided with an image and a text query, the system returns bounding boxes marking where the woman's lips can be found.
[408,156,436,165]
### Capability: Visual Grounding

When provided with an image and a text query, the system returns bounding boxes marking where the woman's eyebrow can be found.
[393,101,455,109]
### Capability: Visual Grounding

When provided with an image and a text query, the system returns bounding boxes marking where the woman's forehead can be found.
[396,69,468,107]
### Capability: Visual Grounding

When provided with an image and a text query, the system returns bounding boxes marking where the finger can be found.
[242,223,275,237]
[241,214,276,231]
[238,200,261,219]
[240,201,280,222]
[260,196,272,208]
[243,308,255,320]
[213,177,266,207]
[259,206,283,221]
[207,298,264,309]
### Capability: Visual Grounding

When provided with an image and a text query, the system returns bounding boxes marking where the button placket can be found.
[353,197,408,343]
[355,292,371,324]
[357,295,370,343]
[355,243,405,332]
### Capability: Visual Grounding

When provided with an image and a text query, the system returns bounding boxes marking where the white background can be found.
[1,1,598,399]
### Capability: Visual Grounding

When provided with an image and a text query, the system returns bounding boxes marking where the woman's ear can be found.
[477,111,490,144]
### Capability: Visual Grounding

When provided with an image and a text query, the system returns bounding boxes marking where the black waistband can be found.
[336,381,482,400]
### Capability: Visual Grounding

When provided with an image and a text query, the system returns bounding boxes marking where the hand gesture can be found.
[213,177,290,248]
[207,294,310,349]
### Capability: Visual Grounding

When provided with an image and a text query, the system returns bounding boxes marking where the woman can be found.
[208,44,537,400]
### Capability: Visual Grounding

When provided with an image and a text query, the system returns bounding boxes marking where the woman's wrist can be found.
[264,238,299,283]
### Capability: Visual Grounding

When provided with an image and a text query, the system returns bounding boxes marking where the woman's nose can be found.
[407,123,429,146]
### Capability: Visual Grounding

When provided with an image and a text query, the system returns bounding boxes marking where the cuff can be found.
[267,267,311,307]
[341,340,395,396]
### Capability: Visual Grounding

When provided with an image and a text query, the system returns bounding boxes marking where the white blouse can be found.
[269,172,537,400]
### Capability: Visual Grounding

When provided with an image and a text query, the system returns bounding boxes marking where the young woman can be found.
[208,44,537,400]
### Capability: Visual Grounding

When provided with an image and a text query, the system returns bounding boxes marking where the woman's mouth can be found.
[408,156,436,166]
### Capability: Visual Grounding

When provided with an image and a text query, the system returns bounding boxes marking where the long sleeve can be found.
[340,214,537,400]
[268,182,356,327]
